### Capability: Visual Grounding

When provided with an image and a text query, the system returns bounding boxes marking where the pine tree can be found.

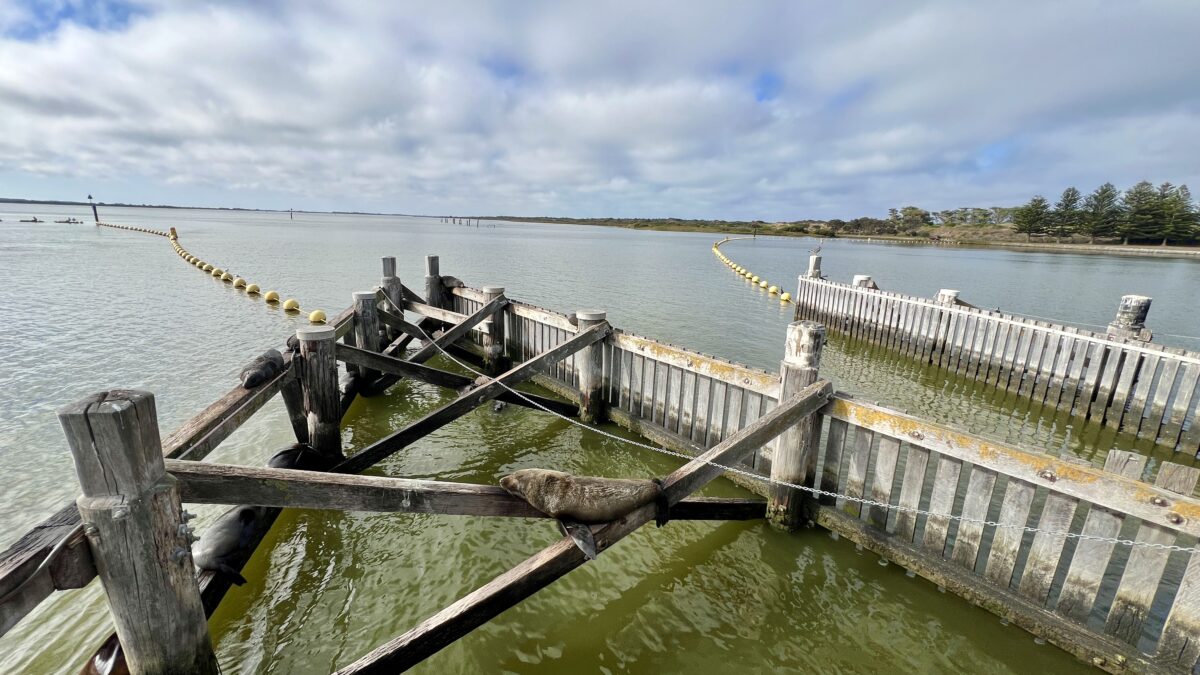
[1050,187,1081,242]
[1120,181,1161,244]
[1080,182,1122,244]
[1013,195,1050,242]
[1158,184,1199,245]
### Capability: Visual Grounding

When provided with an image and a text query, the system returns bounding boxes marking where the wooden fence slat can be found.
[1160,362,1200,447]
[1055,449,1148,623]
[1143,347,1184,440]
[867,436,901,529]
[1156,549,1200,671]
[949,467,998,571]
[891,445,930,542]
[984,478,1037,588]
[842,427,873,518]
[1017,491,1080,604]
[1106,348,1143,430]
[819,418,848,507]
[921,456,963,555]
[1103,462,1200,645]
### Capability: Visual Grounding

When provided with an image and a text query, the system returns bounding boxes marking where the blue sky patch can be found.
[753,71,782,102]
[5,0,143,41]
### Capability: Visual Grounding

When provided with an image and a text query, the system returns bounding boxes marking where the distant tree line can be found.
[1011,182,1198,245]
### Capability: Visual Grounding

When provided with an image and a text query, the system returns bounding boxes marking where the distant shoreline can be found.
[6,199,1198,260]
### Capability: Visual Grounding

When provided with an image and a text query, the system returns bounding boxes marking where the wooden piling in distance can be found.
[576,310,608,423]
[481,286,508,374]
[298,325,342,457]
[353,291,382,381]
[767,321,825,530]
[1106,295,1153,342]
[424,255,443,309]
[807,254,822,279]
[58,390,218,674]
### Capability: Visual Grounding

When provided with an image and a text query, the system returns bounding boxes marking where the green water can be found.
[6,204,1198,672]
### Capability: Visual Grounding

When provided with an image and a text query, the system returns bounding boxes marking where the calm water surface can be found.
[4,204,1198,673]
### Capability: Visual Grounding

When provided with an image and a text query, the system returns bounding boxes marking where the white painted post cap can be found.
[296,325,336,341]
[576,310,607,321]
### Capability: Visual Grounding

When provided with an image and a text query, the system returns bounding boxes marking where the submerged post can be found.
[58,390,218,674]
[298,325,341,457]
[1106,295,1153,341]
[353,291,382,381]
[767,321,825,531]
[424,255,443,309]
[576,310,608,423]
[481,286,508,375]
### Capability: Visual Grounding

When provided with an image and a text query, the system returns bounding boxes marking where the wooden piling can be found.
[381,257,403,341]
[807,254,822,279]
[298,325,341,457]
[58,390,218,674]
[353,291,382,381]
[576,310,608,423]
[424,255,443,309]
[1106,294,1153,341]
[481,286,508,374]
[767,321,825,530]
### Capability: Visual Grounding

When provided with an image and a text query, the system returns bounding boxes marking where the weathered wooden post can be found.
[576,310,608,423]
[381,256,403,342]
[1106,295,1153,341]
[424,255,443,309]
[353,291,382,381]
[298,325,341,457]
[58,390,219,674]
[767,321,825,531]
[481,286,508,374]
[852,274,877,289]
[936,289,960,306]
[806,254,822,278]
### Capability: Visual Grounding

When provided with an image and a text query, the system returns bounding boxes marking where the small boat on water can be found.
[55,218,83,224]
[19,217,43,223]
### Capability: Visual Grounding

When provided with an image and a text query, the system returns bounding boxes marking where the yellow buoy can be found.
[282,298,300,311]
[780,292,792,302]
[203,264,214,271]
[263,290,280,303]
[212,268,224,277]
[751,275,759,282]
[769,285,779,294]
[220,272,232,282]
[245,283,260,294]
[759,280,768,288]
[233,277,246,288]
[308,309,327,324]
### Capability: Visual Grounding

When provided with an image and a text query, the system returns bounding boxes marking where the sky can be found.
[1,0,1198,220]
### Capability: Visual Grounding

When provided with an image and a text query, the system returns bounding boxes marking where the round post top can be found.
[353,291,377,302]
[576,310,607,322]
[296,325,336,341]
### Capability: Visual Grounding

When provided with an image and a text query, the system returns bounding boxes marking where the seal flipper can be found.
[217,563,249,586]
[557,519,598,560]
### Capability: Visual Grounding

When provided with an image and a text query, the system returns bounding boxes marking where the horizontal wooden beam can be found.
[334,323,611,474]
[406,295,507,363]
[404,300,484,329]
[167,460,766,520]
[507,302,578,333]
[611,331,780,399]
[335,378,831,673]
[822,395,1200,538]
[0,506,94,638]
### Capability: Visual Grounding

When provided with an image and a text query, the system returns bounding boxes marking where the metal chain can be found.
[409,322,1198,554]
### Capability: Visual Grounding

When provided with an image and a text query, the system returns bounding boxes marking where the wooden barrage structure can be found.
[792,263,1200,457]
[2,252,1199,673]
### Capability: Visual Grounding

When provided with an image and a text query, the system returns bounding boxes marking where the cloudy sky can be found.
[1,1,1197,219]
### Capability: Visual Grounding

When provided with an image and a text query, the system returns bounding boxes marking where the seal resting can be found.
[191,505,267,585]
[499,469,660,523]
[239,349,284,388]
[267,442,340,472]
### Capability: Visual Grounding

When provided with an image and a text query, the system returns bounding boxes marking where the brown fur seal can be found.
[239,349,284,388]
[191,505,268,585]
[499,469,660,523]
[267,442,340,472]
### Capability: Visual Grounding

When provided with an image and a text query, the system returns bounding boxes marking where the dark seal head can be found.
[500,469,660,523]
[267,442,340,472]
[239,349,284,388]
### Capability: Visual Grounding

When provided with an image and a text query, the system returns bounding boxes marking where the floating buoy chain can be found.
[712,238,791,303]
[99,221,326,323]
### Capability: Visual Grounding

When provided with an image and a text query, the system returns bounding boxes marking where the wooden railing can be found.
[792,274,1200,457]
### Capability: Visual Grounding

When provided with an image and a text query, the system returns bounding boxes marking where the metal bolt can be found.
[170,548,189,563]
[83,524,99,538]
[1091,656,1106,667]
[177,524,193,537]
[1114,654,1126,665]
[181,510,196,522]
[111,505,130,520]
[908,430,924,441]
[1151,496,1169,507]
[1166,513,1184,525]
[1037,470,1057,482]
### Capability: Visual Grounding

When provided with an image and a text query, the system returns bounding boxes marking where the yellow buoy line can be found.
[711,237,792,303]
[98,221,326,323]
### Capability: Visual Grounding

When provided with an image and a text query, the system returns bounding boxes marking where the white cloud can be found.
[1,0,1198,218]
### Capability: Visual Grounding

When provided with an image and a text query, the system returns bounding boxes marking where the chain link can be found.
[410,321,1198,554]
